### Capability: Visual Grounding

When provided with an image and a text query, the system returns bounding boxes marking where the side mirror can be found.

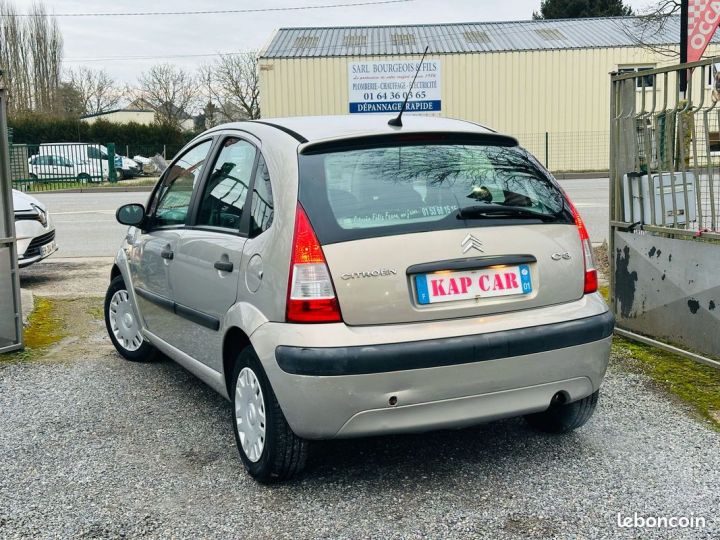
[116,203,146,227]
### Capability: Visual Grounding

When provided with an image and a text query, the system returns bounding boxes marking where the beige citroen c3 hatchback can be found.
[105,115,613,482]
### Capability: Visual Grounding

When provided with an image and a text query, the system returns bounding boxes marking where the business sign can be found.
[348,60,441,114]
[687,0,720,62]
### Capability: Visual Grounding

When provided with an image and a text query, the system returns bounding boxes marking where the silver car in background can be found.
[13,189,57,267]
[106,115,613,482]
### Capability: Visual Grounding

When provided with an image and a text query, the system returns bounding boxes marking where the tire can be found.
[524,390,599,434]
[29,173,38,180]
[104,275,156,362]
[77,173,92,183]
[231,347,308,482]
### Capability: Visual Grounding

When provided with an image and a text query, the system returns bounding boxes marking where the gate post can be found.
[107,143,118,183]
[0,70,24,353]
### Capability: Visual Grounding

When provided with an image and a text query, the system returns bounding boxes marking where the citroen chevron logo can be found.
[461,234,483,254]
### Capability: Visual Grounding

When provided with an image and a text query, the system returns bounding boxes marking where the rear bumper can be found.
[276,311,613,376]
[251,293,613,439]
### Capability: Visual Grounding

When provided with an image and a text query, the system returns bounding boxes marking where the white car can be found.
[38,143,140,179]
[13,189,57,267]
[28,154,104,182]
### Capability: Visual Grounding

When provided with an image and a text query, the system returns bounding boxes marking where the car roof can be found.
[220,115,498,143]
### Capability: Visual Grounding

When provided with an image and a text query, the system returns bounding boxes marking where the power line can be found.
[13,0,415,17]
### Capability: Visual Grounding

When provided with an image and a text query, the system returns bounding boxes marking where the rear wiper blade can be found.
[456,205,558,222]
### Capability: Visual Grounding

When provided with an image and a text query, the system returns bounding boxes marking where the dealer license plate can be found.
[415,265,532,305]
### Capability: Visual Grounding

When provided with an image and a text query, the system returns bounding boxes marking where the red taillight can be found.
[286,204,342,323]
[566,197,598,295]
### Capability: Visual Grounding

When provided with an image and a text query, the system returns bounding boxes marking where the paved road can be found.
[33,190,149,258]
[31,179,609,258]
[558,178,609,244]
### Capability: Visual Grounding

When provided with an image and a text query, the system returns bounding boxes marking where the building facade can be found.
[258,16,720,172]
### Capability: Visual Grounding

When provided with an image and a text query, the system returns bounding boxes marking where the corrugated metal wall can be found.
[259,44,720,172]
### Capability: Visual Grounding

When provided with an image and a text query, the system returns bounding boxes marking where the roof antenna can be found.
[388,45,429,128]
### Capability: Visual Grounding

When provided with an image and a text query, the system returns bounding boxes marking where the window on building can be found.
[618,66,655,89]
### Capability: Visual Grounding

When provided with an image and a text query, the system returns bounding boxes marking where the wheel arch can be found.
[223,326,252,398]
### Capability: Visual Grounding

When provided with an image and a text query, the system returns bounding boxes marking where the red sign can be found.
[688,0,720,62]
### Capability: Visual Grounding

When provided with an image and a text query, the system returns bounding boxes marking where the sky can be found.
[14,0,654,83]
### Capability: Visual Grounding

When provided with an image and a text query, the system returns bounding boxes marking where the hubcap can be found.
[235,367,266,462]
[108,289,143,352]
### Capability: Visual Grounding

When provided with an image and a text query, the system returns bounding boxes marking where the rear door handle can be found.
[214,260,234,272]
[161,248,174,260]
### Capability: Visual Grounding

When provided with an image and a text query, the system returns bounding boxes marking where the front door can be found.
[128,139,214,343]
[169,136,258,369]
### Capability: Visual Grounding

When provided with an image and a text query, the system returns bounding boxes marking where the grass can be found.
[1,296,105,364]
[1,296,66,363]
[600,285,720,430]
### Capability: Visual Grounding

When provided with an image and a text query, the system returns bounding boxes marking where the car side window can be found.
[250,155,274,236]
[196,138,257,232]
[151,140,213,228]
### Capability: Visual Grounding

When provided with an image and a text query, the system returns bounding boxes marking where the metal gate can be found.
[609,58,720,368]
[0,72,23,353]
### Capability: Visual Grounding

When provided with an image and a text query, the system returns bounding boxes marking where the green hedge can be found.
[8,115,199,158]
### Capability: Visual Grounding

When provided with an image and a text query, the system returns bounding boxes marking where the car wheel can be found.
[231,347,308,482]
[29,173,38,180]
[524,390,599,434]
[77,173,91,183]
[104,275,156,362]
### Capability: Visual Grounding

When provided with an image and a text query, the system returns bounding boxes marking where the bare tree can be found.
[0,0,64,115]
[626,1,682,58]
[66,67,122,115]
[136,64,198,128]
[200,53,261,122]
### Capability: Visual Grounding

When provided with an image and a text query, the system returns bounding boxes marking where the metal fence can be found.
[609,57,720,368]
[515,131,610,174]
[10,142,118,192]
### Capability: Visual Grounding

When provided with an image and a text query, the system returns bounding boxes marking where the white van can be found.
[38,143,139,179]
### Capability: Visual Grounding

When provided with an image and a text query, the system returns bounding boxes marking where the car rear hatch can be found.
[297,132,589,326]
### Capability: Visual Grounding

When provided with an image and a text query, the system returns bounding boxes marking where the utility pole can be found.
[680,0,689,95]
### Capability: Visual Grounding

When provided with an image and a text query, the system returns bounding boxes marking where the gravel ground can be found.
[19,257,114,298]
[3,260,719,538]
[1,329,719,539]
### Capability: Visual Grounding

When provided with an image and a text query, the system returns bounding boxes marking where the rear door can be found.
[298,136,585,326]
[168,135,258,369]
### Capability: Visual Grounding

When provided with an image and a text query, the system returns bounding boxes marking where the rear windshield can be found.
[299,141,573,244]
